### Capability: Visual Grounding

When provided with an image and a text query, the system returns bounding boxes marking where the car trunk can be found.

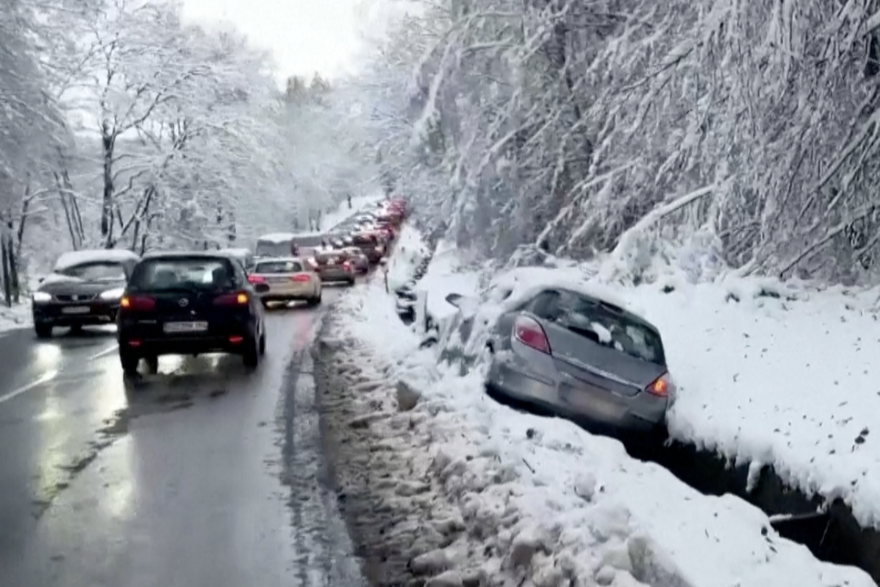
[541,322,666,398]
[130,288,244,338]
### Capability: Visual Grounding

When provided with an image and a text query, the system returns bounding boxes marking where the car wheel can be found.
[34,322,52,339]
[347,278,356,286]
[120,352,140,376]
[144,355,159,374]
[243,335,260,369]
[259,329,266,356]
[69,324,83,334]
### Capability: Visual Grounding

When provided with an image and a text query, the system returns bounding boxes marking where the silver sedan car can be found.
[442,285,673,433]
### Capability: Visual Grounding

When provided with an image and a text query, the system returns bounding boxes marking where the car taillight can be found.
[247,274,266,284]
[215,292,249,305]
[119,295,155,311]
[343,261,351,271]
[646,373,672,397]
[513,315,550,354]
[291,274,310,282]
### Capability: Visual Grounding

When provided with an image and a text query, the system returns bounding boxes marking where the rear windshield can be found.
[316,252,345,263]
[254,260,304,273]
[56,261,126,281]
[533,290,665,364]
[130,258,237,291]
[352,234,376,245]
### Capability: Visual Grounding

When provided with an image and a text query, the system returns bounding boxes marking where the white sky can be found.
[180,0,363,83]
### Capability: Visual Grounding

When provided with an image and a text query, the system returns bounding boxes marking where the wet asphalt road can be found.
[0,286,365,587]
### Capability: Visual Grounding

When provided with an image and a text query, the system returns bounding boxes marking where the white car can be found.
[247,257,322,306]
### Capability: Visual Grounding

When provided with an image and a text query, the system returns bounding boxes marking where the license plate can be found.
[62,306,90,314]
[163,321,208,333]
[561,387,622,417]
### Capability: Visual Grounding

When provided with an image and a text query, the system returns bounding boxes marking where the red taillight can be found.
[247,274,266,284]
[513,315,550,354]
[214,292,249,305]
[128,340,141,347]
[119,295,155,312]
[291,274,311,282]
[646,373,672,397]
[228,335,243,344]
[343,261,351,271]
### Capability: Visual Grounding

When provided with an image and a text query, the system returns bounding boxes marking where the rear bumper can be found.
[119,336,250,357]
[486,359,666,433]
[33,301,118,326]
[319,270,355,282]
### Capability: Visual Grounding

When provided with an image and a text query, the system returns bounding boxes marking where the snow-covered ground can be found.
[384,223,431,291]
[416,245,880,531]
[323,193,385,230]
[0,301,31,334]
[327,276,873,587]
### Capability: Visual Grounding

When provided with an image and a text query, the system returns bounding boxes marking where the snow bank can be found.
[53,249,140,270]
[419,241,483,321]
[416,245,880,530]
[385,223,429,291]
[0,302,30,333]
[331,281,872,587]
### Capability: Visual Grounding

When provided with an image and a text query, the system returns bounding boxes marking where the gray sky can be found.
[180,0,363,81]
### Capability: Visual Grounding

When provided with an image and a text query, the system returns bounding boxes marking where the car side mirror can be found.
[445,293,463,307]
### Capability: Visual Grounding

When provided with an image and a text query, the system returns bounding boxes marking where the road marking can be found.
[0,370,59,405]
[87,343,119,361]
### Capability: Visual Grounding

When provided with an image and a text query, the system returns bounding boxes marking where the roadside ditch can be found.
[387,252,880,584]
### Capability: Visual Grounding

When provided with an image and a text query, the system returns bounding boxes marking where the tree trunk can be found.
[0,221,11,308]
[101,123,116,245]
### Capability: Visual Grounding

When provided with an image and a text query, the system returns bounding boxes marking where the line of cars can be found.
[28,197,409,376]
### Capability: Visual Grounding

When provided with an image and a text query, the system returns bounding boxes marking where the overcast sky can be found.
[180,0,363,82]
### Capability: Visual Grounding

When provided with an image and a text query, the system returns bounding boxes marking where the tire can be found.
[347,278,356,286]
[69,324,83,334]
[307,289,322,306]
[144,355,159,374]
[259,330,266,356]
[34,322,52,339]
[243,335,260,369]
[120,352,140,376]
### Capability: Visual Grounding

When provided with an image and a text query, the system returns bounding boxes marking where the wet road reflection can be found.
[0,292,349,587]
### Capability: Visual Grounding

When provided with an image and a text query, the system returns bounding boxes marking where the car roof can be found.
[253,256,305,265]
[54,248,140,270]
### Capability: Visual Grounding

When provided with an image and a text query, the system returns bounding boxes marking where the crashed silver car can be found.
[433,282,674,433]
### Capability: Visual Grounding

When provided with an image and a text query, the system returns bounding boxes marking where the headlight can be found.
[32,291,52,303]
[99,287,124,300]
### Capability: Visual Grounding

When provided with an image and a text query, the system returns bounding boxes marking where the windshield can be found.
[129,258,236,291]
[254,260,304,273]
[56,261,126,282]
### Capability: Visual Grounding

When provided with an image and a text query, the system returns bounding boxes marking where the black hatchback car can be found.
[116,252,266,375]
[32,249,141,338]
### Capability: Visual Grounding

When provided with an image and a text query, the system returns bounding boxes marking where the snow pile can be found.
[385,223,429,291]
[417,245,880,530]
[330,280,874,587]
[53,249,140,270]
[0,301,31,333]
[418,241,484,321]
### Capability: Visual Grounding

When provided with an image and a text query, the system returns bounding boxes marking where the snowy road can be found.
[0,287,364,587]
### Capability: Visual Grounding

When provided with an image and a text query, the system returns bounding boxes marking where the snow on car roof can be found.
[53,249,140,270]
[257,231,324,243]
[218,247,252,256]
[254,256,304,264]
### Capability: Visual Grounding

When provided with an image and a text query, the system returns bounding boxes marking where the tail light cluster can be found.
[343,261,351,271]
[247,274,265,284]
[646,373,673,398]
[513,315,550,354]
[215,292,249,306]
[120,295,155,311]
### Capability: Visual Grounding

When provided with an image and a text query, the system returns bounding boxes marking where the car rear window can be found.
[532,290,665,364]
[130,257,237,291]
[255,260,304,273]
[316,252,345,263]
[56,261,126,281]
[255,240,291,258]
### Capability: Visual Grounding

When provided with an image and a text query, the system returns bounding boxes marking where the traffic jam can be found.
[27,196,409,375]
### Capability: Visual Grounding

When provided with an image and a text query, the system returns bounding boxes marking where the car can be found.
[439,284,674,434]
[311,249,356,285]
[31,249,141,338]
[116,251,266,375]
[350,231,386,263]
[254,232,326,259]
[218,247,256,272]
[340,246,370,274]
[246,257,322,306]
